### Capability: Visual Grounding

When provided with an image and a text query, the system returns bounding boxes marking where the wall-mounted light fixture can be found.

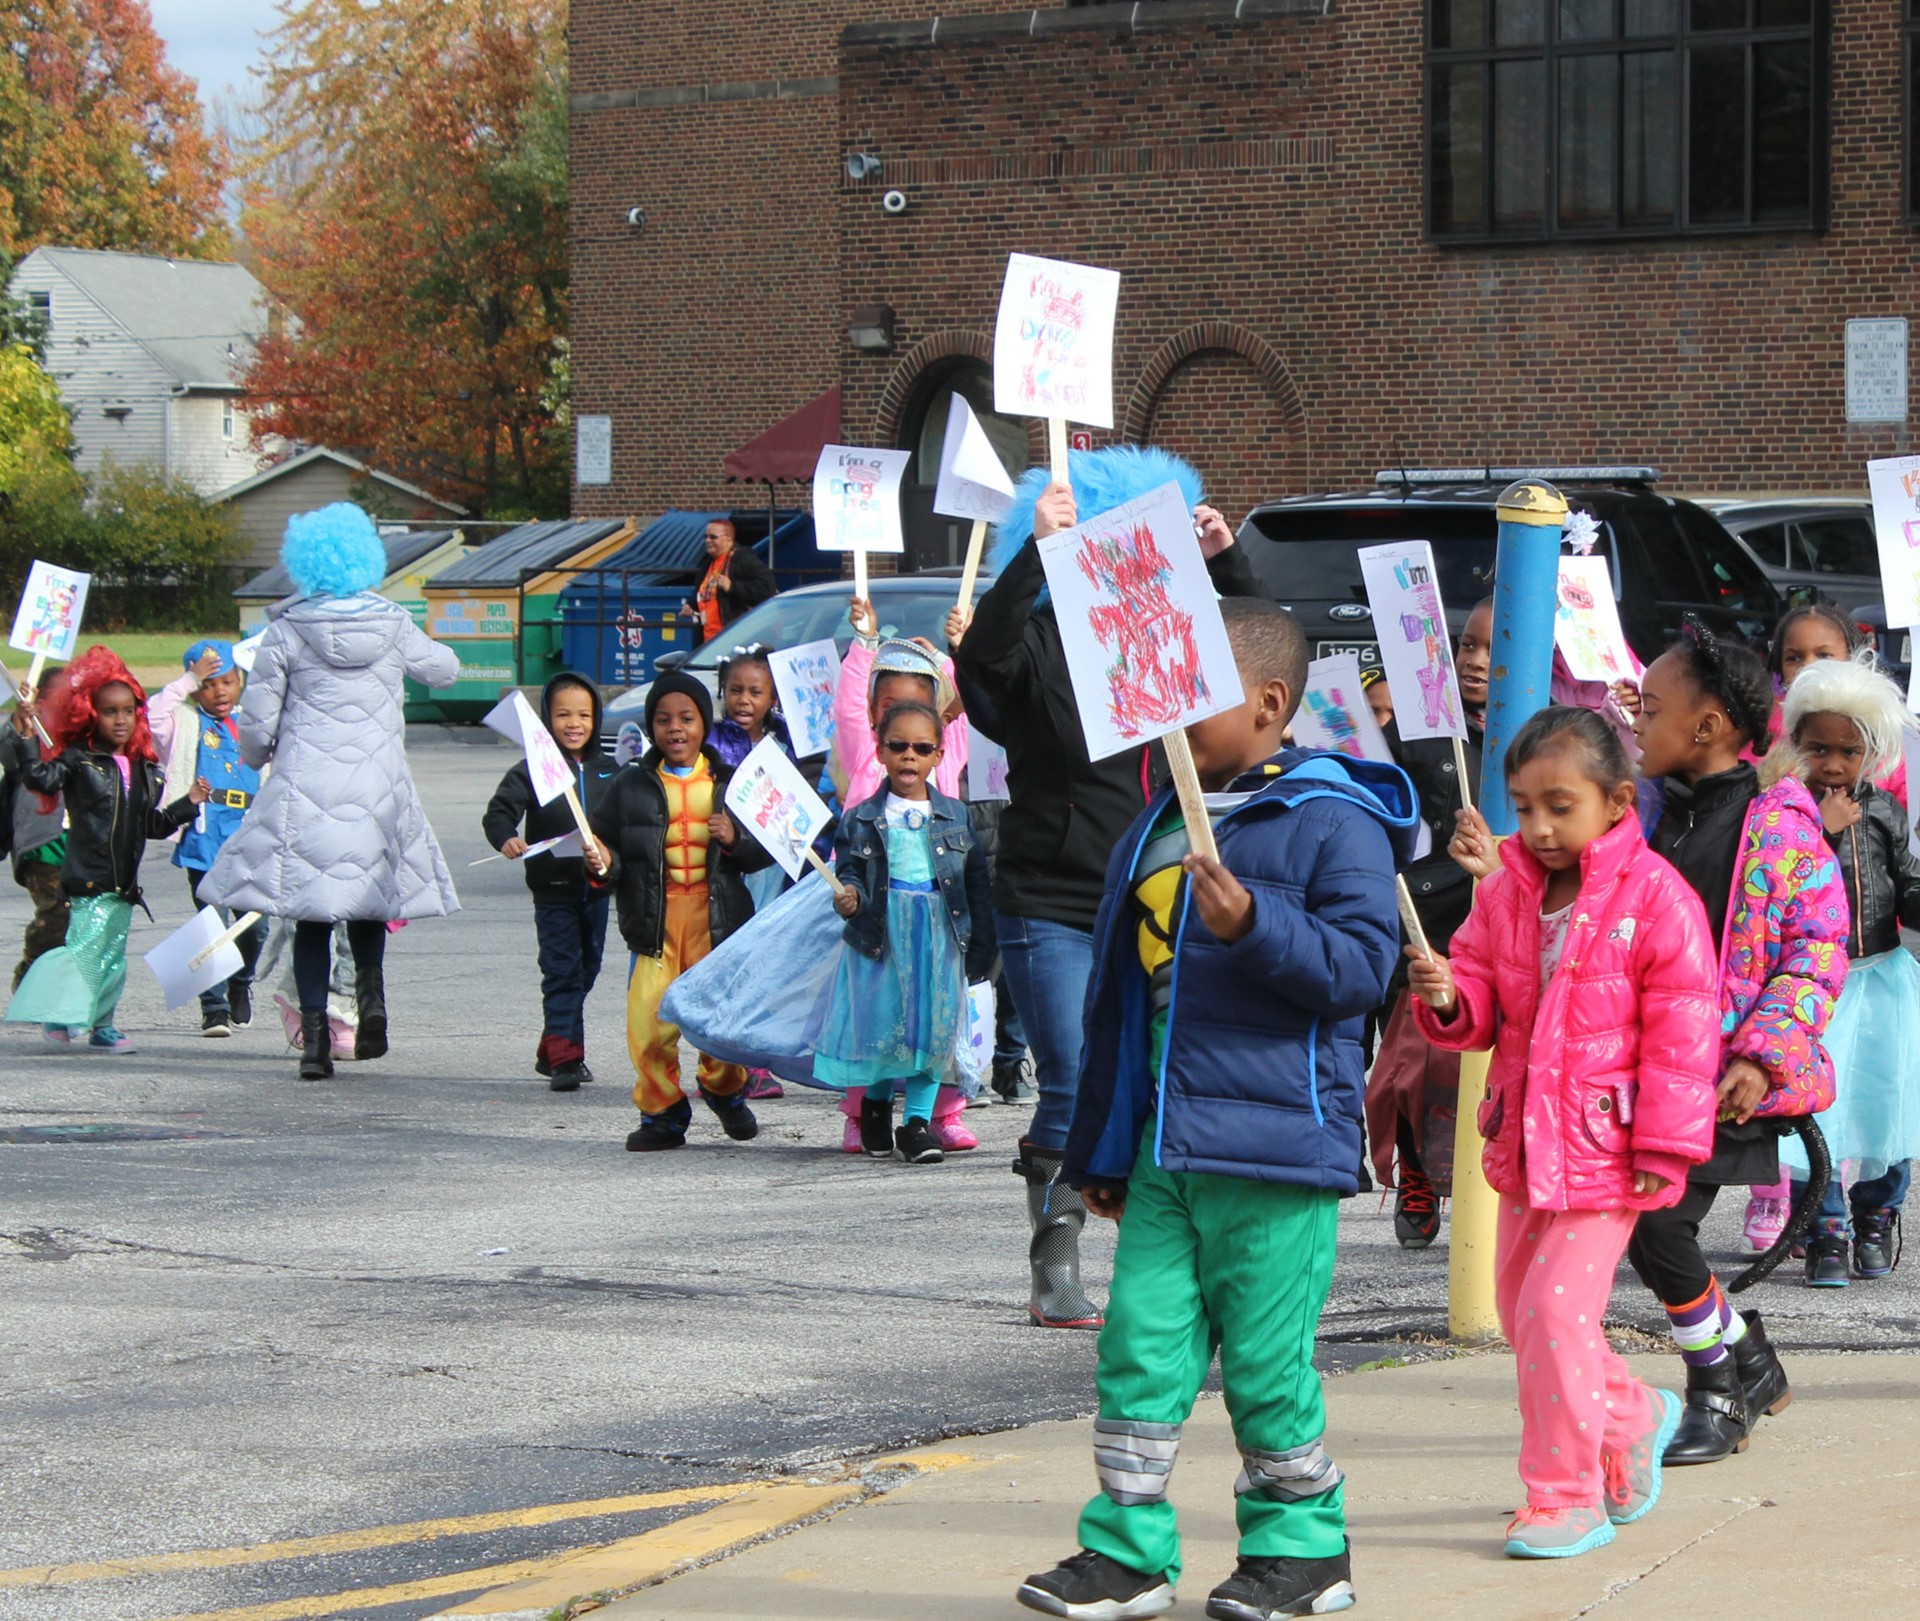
[848,304,896,353]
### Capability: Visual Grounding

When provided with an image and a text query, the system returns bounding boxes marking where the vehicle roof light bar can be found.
[1373,466,1660,487]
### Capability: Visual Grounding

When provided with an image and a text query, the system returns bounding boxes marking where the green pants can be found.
[1078,1141,1345,1582]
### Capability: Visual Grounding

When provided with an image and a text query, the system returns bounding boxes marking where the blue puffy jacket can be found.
[1064,750,1422,1195]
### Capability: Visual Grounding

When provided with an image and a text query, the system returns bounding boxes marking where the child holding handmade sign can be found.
[829,622,978,1152]
[6,665,67,992]
[482,672,619,1091]
[590,670,772,1151]
[818,699,995,1165]
[2,648,210,1051]
[151,639,270,1037]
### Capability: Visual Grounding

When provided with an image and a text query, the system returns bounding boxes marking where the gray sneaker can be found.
[1604,1387,1681,1524]
[1503,1503,1614,1559]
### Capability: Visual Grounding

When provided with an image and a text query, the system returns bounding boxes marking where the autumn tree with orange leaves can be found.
[0,0,230,260]
[240,0,569,518]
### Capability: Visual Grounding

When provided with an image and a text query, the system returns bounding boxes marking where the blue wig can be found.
[988,445,1205,575]
[283,503,386,597]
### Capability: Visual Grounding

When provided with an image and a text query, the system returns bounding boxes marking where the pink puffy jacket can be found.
[1415,815,1720,1212]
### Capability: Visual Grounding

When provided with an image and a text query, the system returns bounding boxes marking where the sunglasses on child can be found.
[882,738,940,757]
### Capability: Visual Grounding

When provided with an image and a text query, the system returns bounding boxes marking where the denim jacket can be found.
[833,784,995,979]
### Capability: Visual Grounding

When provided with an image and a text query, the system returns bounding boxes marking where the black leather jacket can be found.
[588,746,769,956]
[1824,782,1920,959]
[0,732,194,902]
[834,785,995,980]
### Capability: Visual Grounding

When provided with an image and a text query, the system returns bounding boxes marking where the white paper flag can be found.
[483,689,576,806]
[143,907,244,1011]
[933,396,1017,524]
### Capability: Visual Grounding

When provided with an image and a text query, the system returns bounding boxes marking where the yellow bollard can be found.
[1447,1045,1502,1341]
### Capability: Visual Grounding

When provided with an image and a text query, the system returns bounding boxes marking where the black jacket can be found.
[0,731,194,902]
[481,674,620,898]
[1388,721,1484,972]
[834,786,995,979]
[713,546,776,631]
[953,537,1265,930]
[589,744,770,955]
[1824,782,1920,959]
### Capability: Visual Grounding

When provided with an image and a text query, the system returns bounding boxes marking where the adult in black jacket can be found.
[951,449,1267,1328]
[684,519,776,643]
[481,671,621,1088]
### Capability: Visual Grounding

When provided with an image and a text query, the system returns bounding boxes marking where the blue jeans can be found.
[533,893,610,1060]
[993,911,1094,1152]
[993,975,1030,1067]
[1794,1160,1912,1223]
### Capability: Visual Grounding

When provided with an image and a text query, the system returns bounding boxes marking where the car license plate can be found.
[1316,641,1379,665]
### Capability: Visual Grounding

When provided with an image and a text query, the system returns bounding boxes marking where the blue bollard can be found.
[1480,480,1570,837]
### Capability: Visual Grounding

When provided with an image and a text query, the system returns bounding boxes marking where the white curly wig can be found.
[1781,650,1916,783]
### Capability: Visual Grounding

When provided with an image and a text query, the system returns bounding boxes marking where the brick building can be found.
[570,0,1915,558]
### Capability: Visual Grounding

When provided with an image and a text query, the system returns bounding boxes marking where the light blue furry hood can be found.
[987,445,1204,574]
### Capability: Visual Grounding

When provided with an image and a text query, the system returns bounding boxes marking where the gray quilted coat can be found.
[201,594,462,922]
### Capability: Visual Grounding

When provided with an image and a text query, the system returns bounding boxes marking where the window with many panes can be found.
[1429,0,1828,240]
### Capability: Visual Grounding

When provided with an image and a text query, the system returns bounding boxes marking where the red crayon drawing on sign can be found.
[1076,517,1209,739]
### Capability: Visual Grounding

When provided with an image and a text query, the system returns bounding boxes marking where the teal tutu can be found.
[809,883,967,1090]
[3,894,131,1032]
[1783,946,1920,1182]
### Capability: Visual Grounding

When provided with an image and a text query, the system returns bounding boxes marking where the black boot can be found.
[1731,1309,1791,1422]
[1663,1355,1750,1465]
[354,964,387,1060]
[298,1009,334,1080]
[1014,1143,1103,1329]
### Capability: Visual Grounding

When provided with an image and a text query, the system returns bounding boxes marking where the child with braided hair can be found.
[1626,616,1849,1465]
[2,649,209,1051]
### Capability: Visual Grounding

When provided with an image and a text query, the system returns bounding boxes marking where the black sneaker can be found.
[549,1060,587,1093]
[992,1057,1036,1103]
[1805,1219,1850,1287]
[1393,1170,1439,1249]
[1017,1549,1174,1619]
[896,1117,945,1164]
[703,1090,760,1142]
[1854,1207,1902,1279]
[1206,1543,1356,1619]
[626,1100,690,1152]
[200,1009,233,1038]
[229,985,253,1029]
[859,1092,894,1157]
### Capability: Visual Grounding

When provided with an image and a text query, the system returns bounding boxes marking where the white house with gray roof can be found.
[8,246,272,497]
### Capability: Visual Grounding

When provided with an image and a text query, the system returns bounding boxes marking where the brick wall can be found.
[574,0,1920,527]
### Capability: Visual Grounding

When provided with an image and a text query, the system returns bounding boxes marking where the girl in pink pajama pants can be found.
[1411,706,1722,1559]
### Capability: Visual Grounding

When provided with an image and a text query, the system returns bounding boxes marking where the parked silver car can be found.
[1691,495,1879,611]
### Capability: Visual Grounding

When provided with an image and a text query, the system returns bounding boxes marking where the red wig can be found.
[45,646,157,763]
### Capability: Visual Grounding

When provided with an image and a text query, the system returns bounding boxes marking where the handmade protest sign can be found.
[813,444,910,601]
[482,689,600,860]
[9,560,90,666]
[1358,539,1471,809]
[1292,652,1393,763]
[469,831,584,867]
[1553,555,1636,684]
[933,396,1018,614]
[767,638,840,760]
[993,253,1121,478]
[1039,480,1241,859]
[725,736,843,891]
[144,906,265,1010]
[1868,456,1920,633]
[967,733,1010,802]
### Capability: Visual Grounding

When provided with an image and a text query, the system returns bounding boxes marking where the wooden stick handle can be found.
[1452,735,1473,815]
[1395,874,1435,962]
[25,649,47,692]
[563,784,606,874]
[4,661,53,747]
[852,545,869,605]
[956,518,988,616]
[188,911,264,972]
[1047,417,1071,485]
[1162,728,1218,864]
[804,843,848,898]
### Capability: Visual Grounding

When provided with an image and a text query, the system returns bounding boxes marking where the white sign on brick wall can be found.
[576,414,613,485]
[1846,319,1908,424]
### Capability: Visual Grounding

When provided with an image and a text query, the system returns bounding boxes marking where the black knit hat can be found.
[643,669,714,739]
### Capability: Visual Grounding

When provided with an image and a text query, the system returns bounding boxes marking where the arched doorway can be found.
[899,359,1029,572]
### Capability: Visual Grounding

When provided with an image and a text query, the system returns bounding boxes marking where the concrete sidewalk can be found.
[595,1352,1920,1621]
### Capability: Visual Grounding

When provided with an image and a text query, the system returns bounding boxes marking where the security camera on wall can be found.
[880,189,909,216]
[625,206,646,228]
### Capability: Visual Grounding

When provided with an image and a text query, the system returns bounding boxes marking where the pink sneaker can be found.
[929,1114,978,1152]
[1743,1196,1788,1254]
